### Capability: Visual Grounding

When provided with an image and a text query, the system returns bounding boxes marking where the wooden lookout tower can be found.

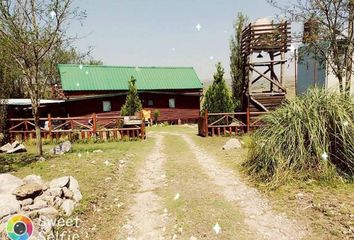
[241,19,291,112]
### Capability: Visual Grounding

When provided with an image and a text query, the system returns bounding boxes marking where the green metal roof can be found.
[58,64,203,91]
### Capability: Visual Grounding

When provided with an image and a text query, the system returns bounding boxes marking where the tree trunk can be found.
[33,105,43,156]
[345,1,354,97]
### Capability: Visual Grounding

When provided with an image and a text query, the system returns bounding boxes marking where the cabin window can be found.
[148,100,154,106]
[169,98,176,108]
[102,101,111,112]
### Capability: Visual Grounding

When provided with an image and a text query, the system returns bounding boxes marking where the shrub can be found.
[244,89,354,187]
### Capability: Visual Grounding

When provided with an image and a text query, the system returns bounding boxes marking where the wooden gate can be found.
[198,109,267,137]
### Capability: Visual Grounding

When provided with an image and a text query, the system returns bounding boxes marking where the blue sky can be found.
[70,0,282,81]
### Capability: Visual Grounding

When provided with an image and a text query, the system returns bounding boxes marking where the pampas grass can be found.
[244,89,354,187]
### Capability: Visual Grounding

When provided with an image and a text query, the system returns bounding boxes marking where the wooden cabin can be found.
[57,65,203,123]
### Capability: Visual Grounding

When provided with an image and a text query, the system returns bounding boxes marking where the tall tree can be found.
[0,0,85,155]
[121,76,142,116]
[230,13,248,110]
[268,0,354,95]
[202,63,235,113]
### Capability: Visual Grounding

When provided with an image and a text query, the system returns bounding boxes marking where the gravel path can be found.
[178,133,306,240]
[121,134,168,240]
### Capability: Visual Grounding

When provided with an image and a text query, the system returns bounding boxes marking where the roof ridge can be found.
[58,64,194,69]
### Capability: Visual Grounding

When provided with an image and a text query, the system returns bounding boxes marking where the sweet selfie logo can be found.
[6,215,33,240]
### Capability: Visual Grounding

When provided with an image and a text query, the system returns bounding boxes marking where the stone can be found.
[0,143,12,153]
[23,175,45,186]
[61,199,75,216]
[39,157,46,162]
[6,144,27,154]
[49,141,72,155]
[43,188,63,198]
[13,183,44,199]
[62,187,74,199]
[23,200,47,211]
[93,149,103,153]
[11,141,20,149]
[49,176,69,189]
[0,174,24,195]
[222,138,242,150]
[68,176,82,202]
[19,198,33,207]
[53,197,64,208]
[38,207,59,219]
[0,194,20,219]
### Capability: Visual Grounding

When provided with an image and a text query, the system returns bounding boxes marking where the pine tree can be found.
[202,63,235,113]
[121,76,142,116]
[230,13,248,110]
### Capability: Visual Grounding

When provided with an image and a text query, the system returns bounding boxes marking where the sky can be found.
[70,0,287,81]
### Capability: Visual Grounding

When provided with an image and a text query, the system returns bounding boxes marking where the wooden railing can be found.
[7,112,146,142]
[198,109,268,137]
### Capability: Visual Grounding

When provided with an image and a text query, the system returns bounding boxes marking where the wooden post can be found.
[204,109,208,137]
[48,114,53,142]
[246,108,250,133]
[92,113,97,136]
[140,111,145,140]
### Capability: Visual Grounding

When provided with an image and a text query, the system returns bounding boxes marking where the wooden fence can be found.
[7,112,146,142]
[198,109,267,137]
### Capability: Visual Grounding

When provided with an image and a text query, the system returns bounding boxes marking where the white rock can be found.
[222,138,242,150]
[43,188,63,198]
[23,175,44,185]
[38,207,59,219]
[23,200,47,211]
[20,198,33,207]
[0,174,23,195]
[61,199,75,216]
[6,144,26,154]
[13,183,44,198]
[0,143,12,152]
[0,194,20,219]
[49,176,69,189]
[68,176,82,202]
[62,187,74,199]
[93,149,103,153]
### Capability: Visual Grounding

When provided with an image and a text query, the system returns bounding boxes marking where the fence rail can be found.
[7,112,146,142]
[198,109,267,137]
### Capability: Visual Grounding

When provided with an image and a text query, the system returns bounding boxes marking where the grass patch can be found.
[10,139,154,239]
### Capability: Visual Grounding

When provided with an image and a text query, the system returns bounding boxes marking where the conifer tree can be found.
[121,76,142,116]
[202,63,235,113]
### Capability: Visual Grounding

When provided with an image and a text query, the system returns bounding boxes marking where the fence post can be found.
[246,108,250,133]
[48,114,52,142]
[92,113,97,136]
[204,109,208,137]
[140,111,145,140]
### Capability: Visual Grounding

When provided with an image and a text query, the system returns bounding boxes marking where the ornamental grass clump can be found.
[244,89,354,186]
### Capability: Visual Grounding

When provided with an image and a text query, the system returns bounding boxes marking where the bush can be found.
[202,63,235,114]
[244,89,354,187]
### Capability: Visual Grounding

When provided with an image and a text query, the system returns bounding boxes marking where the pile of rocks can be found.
[0,173,82,237]
[0,141,26,154]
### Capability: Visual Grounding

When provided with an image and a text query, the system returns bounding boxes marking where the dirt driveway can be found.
[118,130,307,240]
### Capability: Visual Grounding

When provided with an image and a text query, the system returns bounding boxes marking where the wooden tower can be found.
[241,21,291,112]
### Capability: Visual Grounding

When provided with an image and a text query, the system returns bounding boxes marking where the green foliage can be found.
[230,13,248,110]
[153,109,161,120]
[244,89,354,187]
[202,63,235,113]
[121,76,142,116]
